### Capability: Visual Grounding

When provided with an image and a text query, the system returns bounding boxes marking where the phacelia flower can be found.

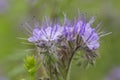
[28,16,100,51]
[28,22,62,47]
[28,27,41,42]
[62,16,99,50]
[63,26,75,41]
[81,17,99,50]
[24,14,107,80]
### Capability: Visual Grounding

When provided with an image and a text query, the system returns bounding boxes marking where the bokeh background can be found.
[0,0,120,80]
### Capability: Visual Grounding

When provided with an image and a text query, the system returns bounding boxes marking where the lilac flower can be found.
[81,17,99,50]
[28,23,63,47]
[63,17,100,50]
[63,26,74,41]
[62,17,84,41]
[28,27,41,42]
[104,67,120,80]
[39,25,62,42]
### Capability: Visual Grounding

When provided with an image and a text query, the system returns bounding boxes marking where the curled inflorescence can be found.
[25,15,103,80]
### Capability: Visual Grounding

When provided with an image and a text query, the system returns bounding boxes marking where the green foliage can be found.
[24,55,37,80]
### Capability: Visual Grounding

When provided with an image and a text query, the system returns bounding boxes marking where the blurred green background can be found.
[0,0,120,80]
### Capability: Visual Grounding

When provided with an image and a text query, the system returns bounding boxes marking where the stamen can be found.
[100,32,112,37]
[89,17,95,25]
[21,42,33,45]
[24,48,35,52]
[23,24,32,34]
[17,37,28,40]
[25,22,33,31]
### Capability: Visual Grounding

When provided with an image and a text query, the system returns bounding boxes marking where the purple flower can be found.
[28,16,100,50]
[63,26,74,41]
[28,23,63,47]
[63,16,99,50]
[104,67,120,80]
[81,17,99,50]
[28,27,41,42]
[39,25,62,42]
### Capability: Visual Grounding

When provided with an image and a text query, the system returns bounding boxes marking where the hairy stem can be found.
[66,45,81,80]
[49,63,53,80]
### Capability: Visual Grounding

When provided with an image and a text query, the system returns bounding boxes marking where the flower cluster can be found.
[28,17,99,49]
[27,15,101,80]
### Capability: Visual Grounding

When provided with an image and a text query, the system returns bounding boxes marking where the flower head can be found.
[28,21,62,47]
[81,17,99,50]
[39,25,62,42]
[62,16,100,50]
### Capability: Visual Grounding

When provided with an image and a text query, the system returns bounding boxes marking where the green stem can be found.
[30,74,34,80]
[49,64,53,80]
[65,56,73,80]
[66,45,81,80]
[38,53,48,79]
[66,61,72,80]
[49,55,53,80]
[40,63,48,78]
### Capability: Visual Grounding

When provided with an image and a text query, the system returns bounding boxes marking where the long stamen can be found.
[100,32,112,37]
[23,24,32,34]
[89,17,95,25]
[25,22,33,31]
[95,22,102,30]
[24,48,35,52]
[17,37,28,40]
[98,31,104,35]
[21,42,33,45]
